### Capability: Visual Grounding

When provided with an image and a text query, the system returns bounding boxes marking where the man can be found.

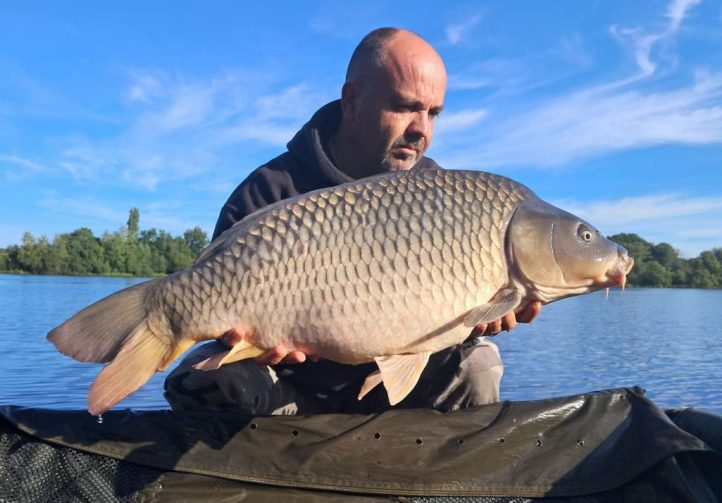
[164,28,541,416]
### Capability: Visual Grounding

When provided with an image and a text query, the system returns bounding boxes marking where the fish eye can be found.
[577,225,594,242]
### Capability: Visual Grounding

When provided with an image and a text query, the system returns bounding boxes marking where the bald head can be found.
[332,28,447,177]
[345,28,446,92]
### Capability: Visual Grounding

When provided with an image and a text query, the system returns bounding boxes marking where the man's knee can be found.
[428,339,503,411]
[164,342,279,415]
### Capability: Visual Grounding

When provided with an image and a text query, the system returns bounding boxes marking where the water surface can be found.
[1,274,720,413]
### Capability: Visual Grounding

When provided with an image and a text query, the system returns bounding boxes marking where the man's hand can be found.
[220,328,309,365]
[472,301,542,336]
[254,345,309,366]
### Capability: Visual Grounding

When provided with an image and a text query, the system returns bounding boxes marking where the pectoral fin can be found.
[193,340,265,371]
[370,352,431,405]
[463,288,523,327]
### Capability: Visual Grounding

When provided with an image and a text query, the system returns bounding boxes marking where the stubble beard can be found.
[381,139,425,172]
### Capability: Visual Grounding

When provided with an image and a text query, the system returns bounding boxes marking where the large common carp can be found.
[48,169,633,415]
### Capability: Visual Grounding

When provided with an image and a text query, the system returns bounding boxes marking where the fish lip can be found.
[604,269,627,288]
[601,255,635,288]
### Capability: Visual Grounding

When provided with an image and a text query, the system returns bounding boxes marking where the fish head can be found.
[507,199,634,303]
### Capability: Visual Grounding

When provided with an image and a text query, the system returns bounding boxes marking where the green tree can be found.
[699,251,721,288]
[64,228,110,274]
[183,226,209,257]
[125,241,153,276]
[651,242,679,269]
[4,245,20,271]
[0,249,8,271]
[16,232,44,273]
[166,237,194,272]
[713,248,722,264]
[127,207,140,241]
[636,261,672,287]
[50,234,72,275]
[688,260,714,288]
[671,260,690,287]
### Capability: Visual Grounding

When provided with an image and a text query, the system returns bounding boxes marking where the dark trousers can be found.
[164,339,503,416]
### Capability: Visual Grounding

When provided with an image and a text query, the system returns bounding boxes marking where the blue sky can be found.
[1,0,721,258]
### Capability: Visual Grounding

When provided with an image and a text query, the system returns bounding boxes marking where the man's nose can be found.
[406,112,431,144]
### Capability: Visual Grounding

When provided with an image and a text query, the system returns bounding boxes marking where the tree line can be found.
[0,209,209,277]
[609,234,722,289]
[0,212,720,288]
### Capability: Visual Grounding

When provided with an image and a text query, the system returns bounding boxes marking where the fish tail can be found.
[47,279,173,415]
[87,324,170,415]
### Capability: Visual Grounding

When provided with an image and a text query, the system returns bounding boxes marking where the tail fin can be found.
[88,325,170,415]
[47,280,156,363]
[47,279,173,415]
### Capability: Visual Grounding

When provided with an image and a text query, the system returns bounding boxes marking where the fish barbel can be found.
[48,169,634,414]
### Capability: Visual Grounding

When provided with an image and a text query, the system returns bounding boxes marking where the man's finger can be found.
[220,327,245,347]
[255,346,287,365]
[254,345,310,365]
[472,324,488,336]
[486,319,502,335]
[516,301,542,324]
[502,311,517,331]
[284,351,307,364]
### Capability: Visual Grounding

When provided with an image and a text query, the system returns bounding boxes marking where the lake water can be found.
[1,274,721,413]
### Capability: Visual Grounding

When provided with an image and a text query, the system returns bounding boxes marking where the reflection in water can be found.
[1,274,721,413]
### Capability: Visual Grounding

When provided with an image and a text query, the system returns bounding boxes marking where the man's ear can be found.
[340,81,360,119]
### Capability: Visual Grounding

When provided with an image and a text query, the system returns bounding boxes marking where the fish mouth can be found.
[602,254,635,288]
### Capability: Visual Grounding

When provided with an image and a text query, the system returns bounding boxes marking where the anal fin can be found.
[371,352,431,405]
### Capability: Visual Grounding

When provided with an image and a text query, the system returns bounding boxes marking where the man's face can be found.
[350,54,447,172]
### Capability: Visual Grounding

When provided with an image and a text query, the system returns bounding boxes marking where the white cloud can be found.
[438,0,720,170]
[436,108,487,134]
[53,70,332,190]
[445,15,483,46]
[555,193,722,228]
[667,0,703,32]
[39,194,127,224]
[124,72,163,104]
[442,70,722,169]
[254,83,321,121]
[1,154,51,182]
[447,58,527,92]
[609,0,701,80]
